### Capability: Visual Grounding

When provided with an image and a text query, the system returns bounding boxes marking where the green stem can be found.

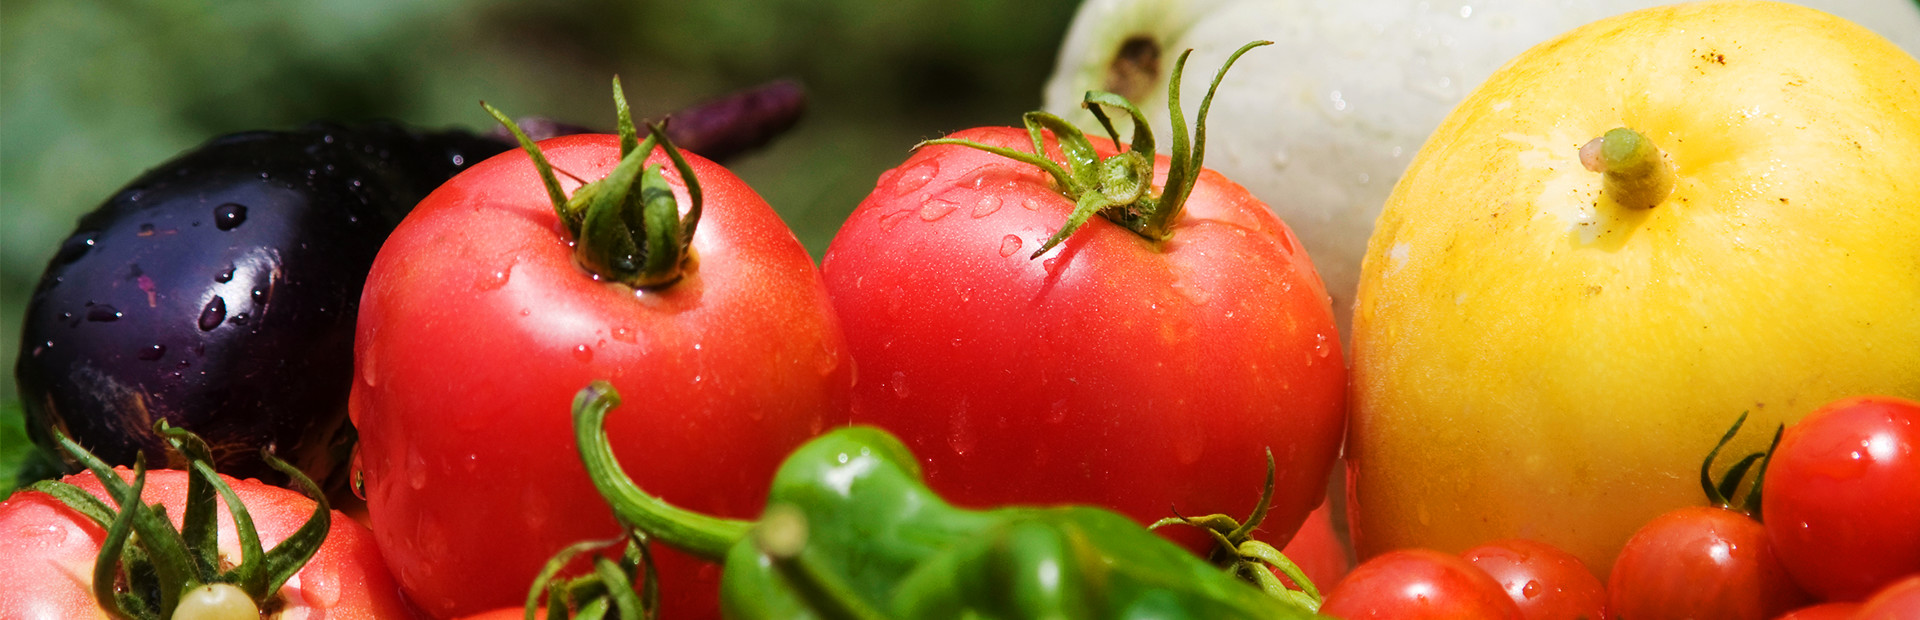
[1582,127,1675,210]
[572,382,752,561]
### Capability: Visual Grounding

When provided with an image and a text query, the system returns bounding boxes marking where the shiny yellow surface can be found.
[1348,0,1920,576]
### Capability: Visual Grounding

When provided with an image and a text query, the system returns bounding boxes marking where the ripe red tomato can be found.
[1461,539,1608,620]
[1762,396,1920,602]
[820,121,1344,553]
[1319,548,1524,619]
[1772,602,1862,620]
[350,132,853,618]
[1277,500,1353,592]
[1855,575,1920,620]
[0,468,416,619]
[1607,506,1809,620]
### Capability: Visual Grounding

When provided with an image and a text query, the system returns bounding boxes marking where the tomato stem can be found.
[918,40,1269,258]
[485,77,704,290]
[573,382,752,562]
[1579,127,1675,210]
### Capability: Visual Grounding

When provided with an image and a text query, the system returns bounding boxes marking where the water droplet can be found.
[407,448,427,490]
[1047,400,1070,424]
[879,209,915,232]
[1315,333,1332,358]
[251,287,267,304]
[462,453,479,473]
[611,326,636,343]
[199,296,227,331]
[894,161,938,196]
[918,197,958,222]
[229,312,250,326]
[213,203,248,230]
[998,234,1023,257]
[214,264,235,283]
[947,399,975,456]
[1521,580,1541,599]
[890,371,910,398]
[1271,148,1292,169]
[55,233,96,264]
[1021,198,1042,211]
[837,452,849,464]
[972,195,1003,218]
[573,344,594,362]
[1043,256,1065,276]
[86,305,122,322]
[137,344,166,361]
[349,448,368,500]
[477,267,510,291]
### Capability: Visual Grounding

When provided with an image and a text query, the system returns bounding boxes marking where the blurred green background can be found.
[0,0,1083,494]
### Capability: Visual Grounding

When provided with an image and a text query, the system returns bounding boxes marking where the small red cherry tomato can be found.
[1771,601,1862,620]
[1608,506,1809,620]
[1762,396,1920,601]
[1320,548,1524,619]
[1854,574,1920,620]
[1462,538,1607,620]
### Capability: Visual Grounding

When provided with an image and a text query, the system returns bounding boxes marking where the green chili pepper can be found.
[570,381,1326,619]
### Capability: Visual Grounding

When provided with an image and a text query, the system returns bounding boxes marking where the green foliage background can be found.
[0,0,1082,494]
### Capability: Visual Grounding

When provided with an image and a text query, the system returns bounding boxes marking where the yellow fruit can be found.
[1348,0,1920,576]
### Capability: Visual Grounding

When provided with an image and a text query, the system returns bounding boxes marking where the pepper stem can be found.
[1579,127,1675,210]
[572,382,752,562]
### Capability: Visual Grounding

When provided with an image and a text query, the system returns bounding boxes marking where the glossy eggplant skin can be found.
[16,122,510,487]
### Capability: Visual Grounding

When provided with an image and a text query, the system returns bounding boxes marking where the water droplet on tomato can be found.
[918,197,958,222]
[86,305,122,322]
[137,344,166,361]
[998,235,1023,257]
[407,448,427,490]
[1522,580,1543,599]
[573,344,594,362]
[948,399,976,456]
[349,447,368,500]
[198,297,227,331]
[1047,400,1070,424]
[1021,198,1042,211]
[972,195,1003,218]
[611,325,636,343]
[894,161,938,196]
[213,203,248,230]
[1315,333,1332,358]
[1043,256,1065,276]
[462,453,479,473]
[890,371,910,399]
[879,209,915,232]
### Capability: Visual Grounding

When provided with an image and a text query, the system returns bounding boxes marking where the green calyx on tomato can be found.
[1699,411,1784,519]
[1150,449,1325,612]
[514,531,658,620]
[28,422,330,619]
[918,40,1271,258]
[482,77,704,290]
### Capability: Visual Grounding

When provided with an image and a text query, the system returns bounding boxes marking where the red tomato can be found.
[1608,506,1810,620]
[1771,602,1862,620]
[1319,548,1524,619]
[1855,575,1920,620]
[350,133,853,618]
[1278,500,1353,592]
[1762,396,1920,602]
[1461,538,1608,620]
[820,123,1345,554]
[0,468,416,619]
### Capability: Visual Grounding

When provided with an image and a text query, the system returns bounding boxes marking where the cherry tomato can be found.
[0,468,416,619]
[1762,396,1920,601]
[1855,575,1920,620]
[1319,548,1524,619]
[350,132,853,618]
[1772,602,1862,620]
[1461,538,1607,620]
[1608,506,1809,620]
[821,119,1345,554]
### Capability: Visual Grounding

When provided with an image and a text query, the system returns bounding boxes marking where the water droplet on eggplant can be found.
[198,296,227,331]
[86,305,122,322]
[213,203,248,230]
[136,344,167,361]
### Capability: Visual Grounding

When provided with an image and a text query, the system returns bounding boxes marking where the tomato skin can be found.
[350,134,853,618]
[1278,500,1353,591]
[1855,575,1920,620]
[1762,396,1920,602]
[0,468,417,619]
[1319,548,1524,619]
[1461,539,1607,620]
[820,126,1346,553]
[1607,506,1809,620]
[1772,602,1862,620]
